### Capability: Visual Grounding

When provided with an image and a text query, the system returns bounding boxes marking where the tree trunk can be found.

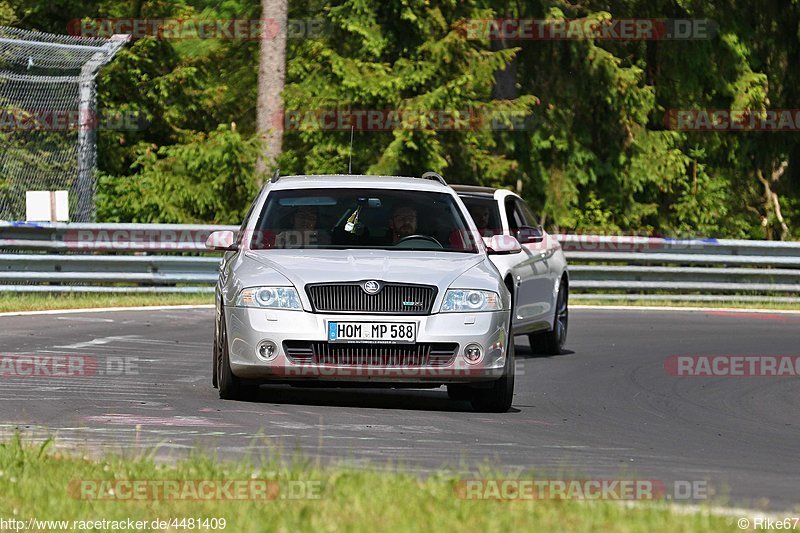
[755,161,790,240]
[490,35,518,100]
[255,0,288,182]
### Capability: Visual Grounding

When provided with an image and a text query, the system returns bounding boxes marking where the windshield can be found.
[249,188,479,253]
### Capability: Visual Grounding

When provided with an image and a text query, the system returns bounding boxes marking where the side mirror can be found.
[516,225,544,244]
[485,235,521,255]
[205,230,238,251]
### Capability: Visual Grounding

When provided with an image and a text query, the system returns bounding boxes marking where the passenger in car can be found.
[276,205,330,247]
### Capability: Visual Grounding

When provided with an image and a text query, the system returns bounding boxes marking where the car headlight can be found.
[236,287,302,310]
[440,290,502,312]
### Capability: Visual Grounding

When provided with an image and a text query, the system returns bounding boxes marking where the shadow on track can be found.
[514,336,575,359]
[224,386,522,414]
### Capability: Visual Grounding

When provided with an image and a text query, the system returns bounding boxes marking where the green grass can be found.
[0,435,743,532]
[0,292,212,313]
[571,297,800,311]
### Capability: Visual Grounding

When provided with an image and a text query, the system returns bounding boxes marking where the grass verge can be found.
[0,292,213,313]
[0,435,740,532]
[571,298,800,311]
[1,291,798,314]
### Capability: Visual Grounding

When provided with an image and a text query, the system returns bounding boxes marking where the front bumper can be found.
[225,306,510,384]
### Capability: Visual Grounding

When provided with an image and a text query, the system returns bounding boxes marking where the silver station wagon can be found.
[206,173,522,412]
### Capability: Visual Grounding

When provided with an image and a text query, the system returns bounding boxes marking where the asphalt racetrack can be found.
[1,307,798,510]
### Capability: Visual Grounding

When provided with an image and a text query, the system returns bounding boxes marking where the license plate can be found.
[327,322,416,344]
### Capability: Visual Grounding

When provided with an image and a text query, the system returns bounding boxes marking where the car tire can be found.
[212,310,220,388]
[216,314,257,400]
[446,384,472,401]
[469,332,515,413]
[529,282,568,355]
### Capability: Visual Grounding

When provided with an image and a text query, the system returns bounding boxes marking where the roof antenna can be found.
[348,125,354,174]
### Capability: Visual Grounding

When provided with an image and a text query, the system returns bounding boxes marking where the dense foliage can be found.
[4,0,799,238]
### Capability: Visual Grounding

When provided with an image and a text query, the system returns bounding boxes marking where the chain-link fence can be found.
[0,26,128,222]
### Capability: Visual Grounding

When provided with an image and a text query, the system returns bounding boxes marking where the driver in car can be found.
[389,205,418,243]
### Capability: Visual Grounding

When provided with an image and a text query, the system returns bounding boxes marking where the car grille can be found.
[283,341,458,367]
[306,283,436,314]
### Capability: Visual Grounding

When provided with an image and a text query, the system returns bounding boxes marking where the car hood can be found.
[242,249,486,290]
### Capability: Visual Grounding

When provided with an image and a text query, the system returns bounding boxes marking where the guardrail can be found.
[2,222,799,302]
[0,222,238,252]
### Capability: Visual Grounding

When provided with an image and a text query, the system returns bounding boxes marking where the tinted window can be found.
[459,195,502,236]
[505,197,526,231]
[515,199,538,227]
